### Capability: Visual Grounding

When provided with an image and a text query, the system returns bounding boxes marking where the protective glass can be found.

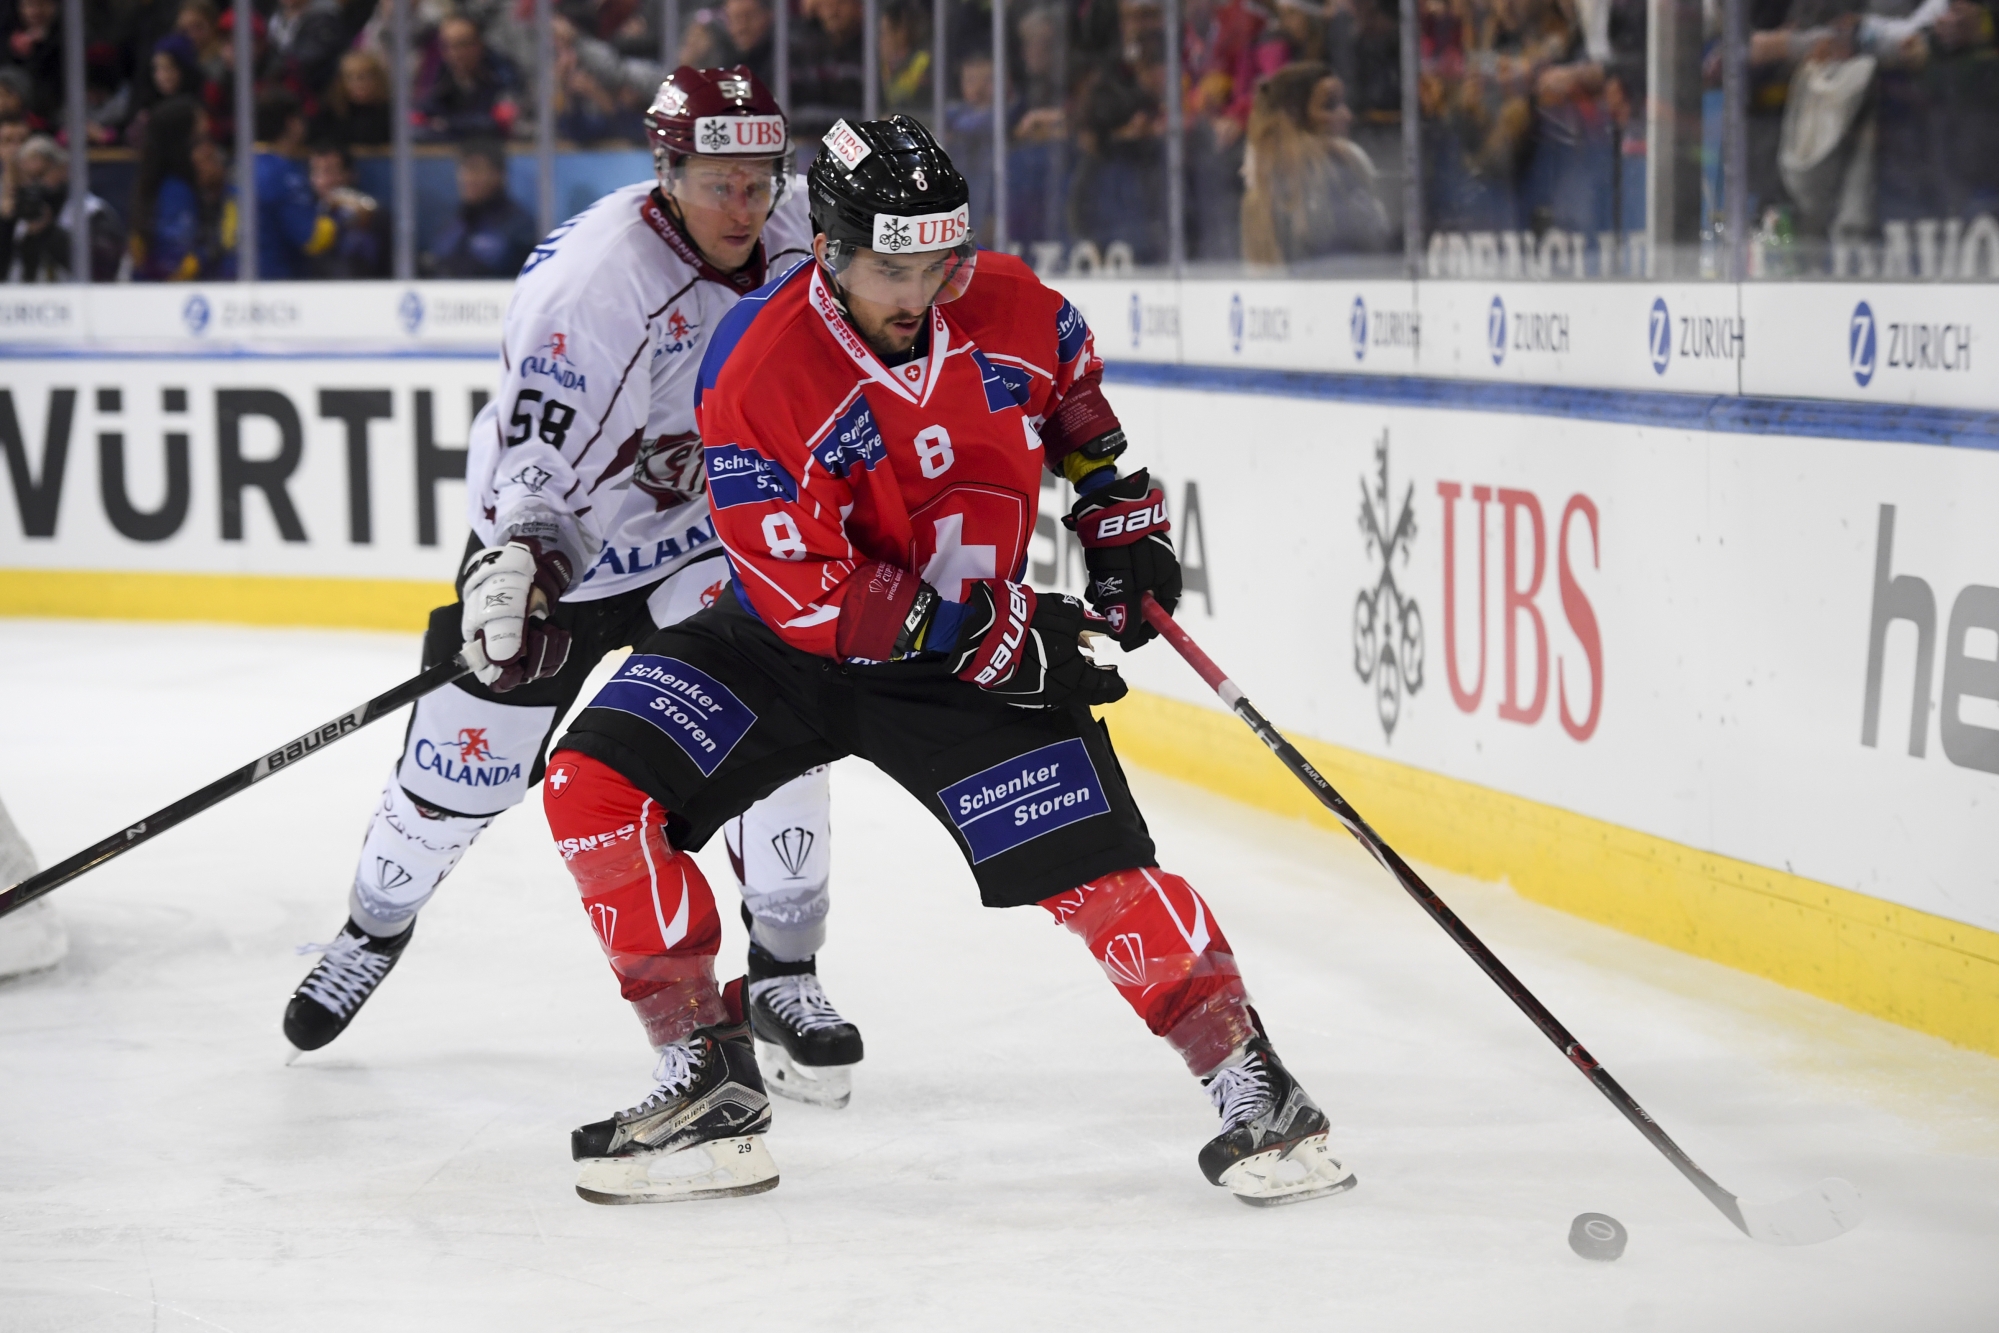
[825,237,979,308]
[664,156,789,215]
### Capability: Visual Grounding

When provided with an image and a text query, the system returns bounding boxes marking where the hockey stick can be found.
[1136,594,1861,1245]
[0,654,473,922]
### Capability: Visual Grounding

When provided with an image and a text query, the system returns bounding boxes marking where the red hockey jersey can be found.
[694,252,1110,661]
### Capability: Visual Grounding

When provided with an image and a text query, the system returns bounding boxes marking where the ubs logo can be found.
[1350,296,1368,361]
[1487,296,1508,365]
[1648,297,1671,375]
[1849,301,1877,386]
[1353,432,1424,740]
[181,294,211,335]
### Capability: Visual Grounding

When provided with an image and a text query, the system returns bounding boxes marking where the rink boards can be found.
[1,278,1996,1057]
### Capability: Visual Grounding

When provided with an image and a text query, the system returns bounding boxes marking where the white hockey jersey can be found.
[465,180,812,602]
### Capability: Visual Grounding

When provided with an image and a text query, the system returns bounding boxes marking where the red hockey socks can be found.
[543,750,727,1047]
[1041,867,1259,1076]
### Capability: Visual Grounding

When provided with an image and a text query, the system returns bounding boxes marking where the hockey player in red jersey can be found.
[542,116,1354,1207]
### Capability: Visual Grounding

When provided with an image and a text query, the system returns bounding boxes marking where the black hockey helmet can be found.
[808,115,977,305]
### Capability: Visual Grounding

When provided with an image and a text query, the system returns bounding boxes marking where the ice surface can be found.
[2,619,1997,1332]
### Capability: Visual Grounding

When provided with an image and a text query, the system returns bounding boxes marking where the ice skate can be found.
[572,1016,777,1203]
[1199,1037,1356,1208]
[283,918,414,1052]
[747,951,863,1109]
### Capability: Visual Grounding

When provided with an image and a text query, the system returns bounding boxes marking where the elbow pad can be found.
[1042,374,1127,469]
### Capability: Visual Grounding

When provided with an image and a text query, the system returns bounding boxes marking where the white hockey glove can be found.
[460,539,573,692]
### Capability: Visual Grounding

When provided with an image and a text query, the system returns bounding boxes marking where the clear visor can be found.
[825,237,979,308]
[663,155,788,215]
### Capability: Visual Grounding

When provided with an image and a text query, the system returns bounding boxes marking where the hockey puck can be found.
[1568,1212,1627,1261]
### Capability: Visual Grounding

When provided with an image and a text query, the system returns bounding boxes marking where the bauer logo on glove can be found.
[1063,468,1182,651]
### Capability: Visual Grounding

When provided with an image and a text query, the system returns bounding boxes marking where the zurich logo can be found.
[398,289,425,334]
[1228,293,1244,354]
[1486,296,1507,365]
[1128,292,1142,349]
[1849,300,1877,387]
[181,294,211,335]
[1350,295,1368,361]
[1648,296,1671,375]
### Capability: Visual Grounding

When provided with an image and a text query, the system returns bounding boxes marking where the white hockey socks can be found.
[348,773,494,938]
[725,766,832,963]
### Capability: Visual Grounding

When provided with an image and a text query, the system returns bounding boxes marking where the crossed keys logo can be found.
[770,827,814,879]
[879,218,912,252]
[699,120,732,151]
[1354,432,1424,740]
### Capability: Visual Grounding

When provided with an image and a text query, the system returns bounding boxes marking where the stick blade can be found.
[1737,1177,1863,1245]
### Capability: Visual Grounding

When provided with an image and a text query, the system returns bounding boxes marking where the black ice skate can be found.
[747,941,863,1109]
[1199,1037,1356,1207]
[571,1003,777,1204]
[283,917,414,1053]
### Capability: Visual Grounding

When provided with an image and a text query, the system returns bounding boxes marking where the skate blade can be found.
[575,1134,779,1204]
[1221,1133,1357,1208]
[756,1038,854,1109]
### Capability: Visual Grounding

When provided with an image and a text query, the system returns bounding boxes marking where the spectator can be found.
[422,138,537,276]
[129,97,208,279]
[0,112,30,271]
[251,88,336,278]
[1241,61,1389,265]
[1067,0,1169,265]
[552,14,649,144]
[123,32,202,146]
[1009,6,1071,247]
[3,133,126,281]
[417,15,522,141]
[675,16,731,67]
[0,67,37,132]
[721,0,777,88]
[309,48,393,147]
[189,134,236,276]
[790,0,866,142]
[262,0,349,111]
[944,49,996,233]
[879,0,933,112]
[0,114,27,204]
[173,0,236,140]
[305,141,387,277]
[2,0,61,127]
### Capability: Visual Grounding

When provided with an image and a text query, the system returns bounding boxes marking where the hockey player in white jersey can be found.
[284,66,862,1108]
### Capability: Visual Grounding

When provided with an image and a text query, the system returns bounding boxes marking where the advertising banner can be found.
[1064,383,1999,935]
[0,356,492,582]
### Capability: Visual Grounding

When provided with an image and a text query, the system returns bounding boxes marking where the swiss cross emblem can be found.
[903,365,920,381]
[547,764,574,797]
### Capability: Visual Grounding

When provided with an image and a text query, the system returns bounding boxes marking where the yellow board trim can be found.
[0,569,453,632]
[1100,688,1999,1058]
[6,568,1994,1054]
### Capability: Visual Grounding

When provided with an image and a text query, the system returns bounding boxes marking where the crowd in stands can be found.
[1,0,1992,281]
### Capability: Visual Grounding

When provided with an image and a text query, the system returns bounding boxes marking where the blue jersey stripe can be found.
[695,257,813,412]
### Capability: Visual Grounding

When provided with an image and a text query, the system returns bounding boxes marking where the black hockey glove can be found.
[950,580,1128,710]
[1064,468,1181,650]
